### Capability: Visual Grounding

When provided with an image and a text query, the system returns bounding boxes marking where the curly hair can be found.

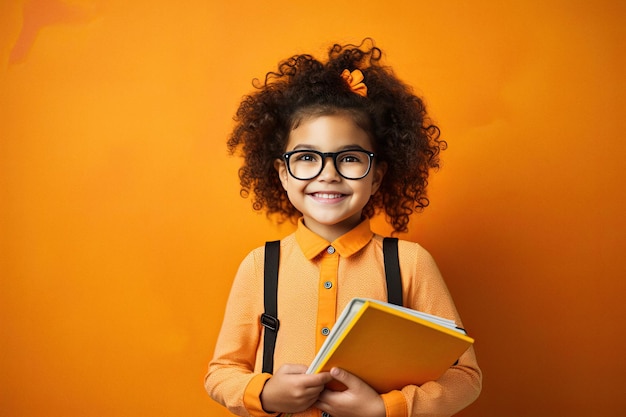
[227,39,446,234]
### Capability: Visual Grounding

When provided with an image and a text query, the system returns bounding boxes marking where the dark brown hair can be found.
[227,39,446,233]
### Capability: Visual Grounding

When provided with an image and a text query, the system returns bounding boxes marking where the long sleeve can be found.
[205,248,273,417]
[391,240,482,417]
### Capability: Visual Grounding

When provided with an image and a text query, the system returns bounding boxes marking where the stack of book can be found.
[307,298,474,393]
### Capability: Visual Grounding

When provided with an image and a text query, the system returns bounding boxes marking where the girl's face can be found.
[275,114,386,242]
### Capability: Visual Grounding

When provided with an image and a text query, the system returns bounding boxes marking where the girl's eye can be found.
[339,153,362,163]
[295,152,319,162]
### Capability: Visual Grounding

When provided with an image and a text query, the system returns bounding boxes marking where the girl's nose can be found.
[318,156,341,181]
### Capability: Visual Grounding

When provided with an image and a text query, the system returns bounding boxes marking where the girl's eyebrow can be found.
[292,144,318,150]
[291,144,369,151]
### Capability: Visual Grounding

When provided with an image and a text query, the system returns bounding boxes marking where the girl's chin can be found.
[303,215,362,231]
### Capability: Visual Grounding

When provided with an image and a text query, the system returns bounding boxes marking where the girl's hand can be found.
[260,364,333,414]
[315,367,386,417]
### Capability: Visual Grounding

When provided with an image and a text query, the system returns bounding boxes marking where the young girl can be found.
[205,40,482,417]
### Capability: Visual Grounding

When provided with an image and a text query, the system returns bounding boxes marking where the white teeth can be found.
[314,193,342,199]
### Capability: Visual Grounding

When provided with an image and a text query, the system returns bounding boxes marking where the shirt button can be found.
[321,327,330,336]
[326,246,335,254]
[324,281,333,289]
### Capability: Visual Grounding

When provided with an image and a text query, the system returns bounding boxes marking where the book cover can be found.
[307,298,474,393]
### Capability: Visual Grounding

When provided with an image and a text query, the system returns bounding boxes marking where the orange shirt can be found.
[205,219,481,417]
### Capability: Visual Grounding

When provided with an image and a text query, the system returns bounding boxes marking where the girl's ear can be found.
[274,158,289,190]
[371,161,387,195]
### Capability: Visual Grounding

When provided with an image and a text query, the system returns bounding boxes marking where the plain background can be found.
[1,0,625,416]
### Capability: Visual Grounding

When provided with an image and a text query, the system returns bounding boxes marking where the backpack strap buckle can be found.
[260,313,280,332]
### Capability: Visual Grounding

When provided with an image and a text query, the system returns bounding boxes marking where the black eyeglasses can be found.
[282,149,376,180]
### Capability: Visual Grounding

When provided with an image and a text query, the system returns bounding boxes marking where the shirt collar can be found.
[295,218,374,260]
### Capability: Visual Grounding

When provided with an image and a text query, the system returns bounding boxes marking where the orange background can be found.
[1,1,625,416]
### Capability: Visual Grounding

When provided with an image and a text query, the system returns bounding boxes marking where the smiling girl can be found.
[205,39,482,417]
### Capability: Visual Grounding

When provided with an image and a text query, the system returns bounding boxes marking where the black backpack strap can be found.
[261,240,280,374]
[383,237,403,306]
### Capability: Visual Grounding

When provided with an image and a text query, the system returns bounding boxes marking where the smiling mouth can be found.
[309,192,345,200]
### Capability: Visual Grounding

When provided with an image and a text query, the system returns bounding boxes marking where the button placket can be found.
[316,246,339,350]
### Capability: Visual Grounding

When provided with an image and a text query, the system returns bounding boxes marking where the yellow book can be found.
[307,298,474,393]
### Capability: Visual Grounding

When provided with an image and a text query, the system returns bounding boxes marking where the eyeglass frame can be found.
[281,149,376,180]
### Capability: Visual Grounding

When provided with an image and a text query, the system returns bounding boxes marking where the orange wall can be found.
[1,1,625,416]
